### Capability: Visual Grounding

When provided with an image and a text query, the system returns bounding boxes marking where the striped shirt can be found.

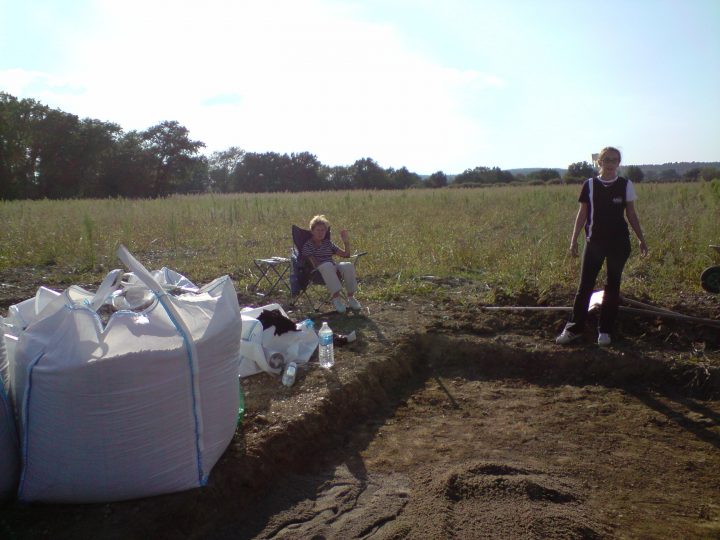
[301,238,340,265]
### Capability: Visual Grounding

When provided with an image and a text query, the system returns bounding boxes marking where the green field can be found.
[1,182,719,304]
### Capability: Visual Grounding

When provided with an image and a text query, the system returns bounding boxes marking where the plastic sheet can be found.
[239,303,319,378]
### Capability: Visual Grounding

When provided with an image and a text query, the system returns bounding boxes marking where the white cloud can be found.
[0,69,85,102]
[3,0,718,171]
[1,0,506,172]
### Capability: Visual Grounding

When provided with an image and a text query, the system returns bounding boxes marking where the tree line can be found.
[1,92,717,200]
[0,93,206,199]
[0,92,430,199]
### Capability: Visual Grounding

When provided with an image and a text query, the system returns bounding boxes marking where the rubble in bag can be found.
[90,267,201,323]
[1,245,242,504]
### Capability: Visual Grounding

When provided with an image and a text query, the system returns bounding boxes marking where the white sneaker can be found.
[556,330,581,345]
[347,297,361,311]
[332,297,346,314]
[597,333,611,347]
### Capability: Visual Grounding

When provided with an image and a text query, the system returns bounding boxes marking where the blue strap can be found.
[155,292,205,486]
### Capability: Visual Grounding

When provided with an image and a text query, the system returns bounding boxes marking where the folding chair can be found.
[251,256,291,299]
[289,224,367,311]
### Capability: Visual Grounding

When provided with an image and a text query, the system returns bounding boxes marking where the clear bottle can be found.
[318,321,334,368]
[299,319,314,331]
[282,361,297,387]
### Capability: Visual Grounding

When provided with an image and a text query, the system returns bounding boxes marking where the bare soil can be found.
[1,270,719,540]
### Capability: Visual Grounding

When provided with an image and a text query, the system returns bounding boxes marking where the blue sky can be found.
[1,0,718,173]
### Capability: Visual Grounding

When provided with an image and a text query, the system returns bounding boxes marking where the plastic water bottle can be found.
[282,362,297,387]
[299,319,314,331]
[318,321,334,368]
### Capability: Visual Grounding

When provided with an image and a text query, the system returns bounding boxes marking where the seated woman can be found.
[301,214,361,313]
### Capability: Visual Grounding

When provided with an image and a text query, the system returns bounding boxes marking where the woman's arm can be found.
[569,203,588,257]
[335,229,352,257]
[625,201,648,256]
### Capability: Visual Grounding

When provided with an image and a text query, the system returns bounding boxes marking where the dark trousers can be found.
[565,237,631,335]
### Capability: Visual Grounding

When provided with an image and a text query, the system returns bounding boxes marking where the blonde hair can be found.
[309,214,330,231]
[598,146,622,163]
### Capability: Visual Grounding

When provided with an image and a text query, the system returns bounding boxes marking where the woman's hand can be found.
[569,239,579,257]
[340,229,350,243]
[639,239,648,257]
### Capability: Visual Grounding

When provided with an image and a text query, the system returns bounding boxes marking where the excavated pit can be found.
[211,333,719,539]
[3,321,719,540]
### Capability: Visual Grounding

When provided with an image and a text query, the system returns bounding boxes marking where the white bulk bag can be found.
[238,304,318,378]
[0,331,19,501]
[8,246,242,503]
[4,286,62,333]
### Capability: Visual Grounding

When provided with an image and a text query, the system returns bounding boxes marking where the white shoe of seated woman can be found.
[332,297,346,313]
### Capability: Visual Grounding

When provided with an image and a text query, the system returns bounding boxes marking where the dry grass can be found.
[1,181,718,304]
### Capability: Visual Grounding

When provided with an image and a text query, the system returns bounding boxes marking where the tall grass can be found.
[0,182,718,303]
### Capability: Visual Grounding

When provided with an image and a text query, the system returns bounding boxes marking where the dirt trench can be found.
[204,331,720,540]
[3,296,720,540]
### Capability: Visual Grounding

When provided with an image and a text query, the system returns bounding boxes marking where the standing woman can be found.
[556,147,648,346]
